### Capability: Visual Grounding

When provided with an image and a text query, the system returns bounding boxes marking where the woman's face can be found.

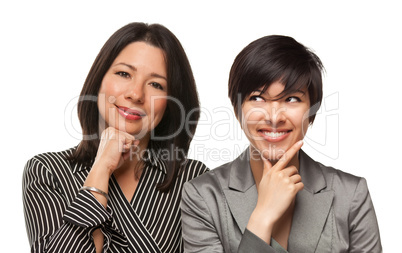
[241,81,310,161]
[98,42,168,139]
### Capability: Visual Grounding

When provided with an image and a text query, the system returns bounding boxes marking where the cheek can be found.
[297,107,310,137]
[147,99,167,130]
[97,79,120,124]
[240,110,259,139]
[98,77,111,95]
[151,98,167,120]
[241,105,266,128]
[99,76,124,99]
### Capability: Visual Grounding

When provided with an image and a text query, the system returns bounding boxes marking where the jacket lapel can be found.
[288,150,334,251]
[223,149,258,233]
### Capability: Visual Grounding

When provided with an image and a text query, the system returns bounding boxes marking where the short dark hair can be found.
[228,35,324,123]
[70,22,200,192]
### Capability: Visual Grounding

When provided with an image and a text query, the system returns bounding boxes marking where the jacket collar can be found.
[222,148,257,233]
[228,149,255,192]
[143,149,168,174]
[298,149,327,193]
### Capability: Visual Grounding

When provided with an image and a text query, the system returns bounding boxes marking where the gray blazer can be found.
[181,149,382,252]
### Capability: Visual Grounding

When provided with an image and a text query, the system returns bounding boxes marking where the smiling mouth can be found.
[264,131,287,138]
[117,106,145,115]
[116,105,146,120]
[258,129,292,141]
[123,110,142,116]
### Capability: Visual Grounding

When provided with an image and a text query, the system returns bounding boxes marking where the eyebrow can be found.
[150,73,167,81]
[113,62,167,81]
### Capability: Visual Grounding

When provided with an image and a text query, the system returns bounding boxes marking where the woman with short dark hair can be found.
[23,22,208,253]
[181,35,382,252]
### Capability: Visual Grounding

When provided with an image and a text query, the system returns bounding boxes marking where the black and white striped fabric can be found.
[22,147,208,252]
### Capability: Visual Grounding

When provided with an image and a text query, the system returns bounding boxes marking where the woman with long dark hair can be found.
[23,22,208,253]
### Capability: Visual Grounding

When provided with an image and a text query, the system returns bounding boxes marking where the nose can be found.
[124,80,145,103]
[266,102,286,127]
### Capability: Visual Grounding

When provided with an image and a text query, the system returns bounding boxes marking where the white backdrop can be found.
[1,0,400,251]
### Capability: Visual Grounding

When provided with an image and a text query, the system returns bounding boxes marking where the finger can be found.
[122,136,140,152]
[123,132,136,142]
[280,166,299,177]
[261,156,273,175]
[119,130,134,143]
[274,140,303,171]
[289,173,302,184]
[295,181,304,192]
[124,136,138,150]
[118,137,131,153]
[122,150,132,161]
[122,143,132,152]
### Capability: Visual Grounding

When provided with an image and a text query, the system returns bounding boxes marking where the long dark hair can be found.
[69,22,200,192]
[228,35,324,123]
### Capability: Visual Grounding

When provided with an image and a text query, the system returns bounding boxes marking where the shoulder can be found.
[180,159,210,181]
[182,161,232,209]
[24,147,77,175]
[184,160,233,194]
[301,151,364,192]
[188,160,232,184]
[318,162,365,192]
[310,158,369,203]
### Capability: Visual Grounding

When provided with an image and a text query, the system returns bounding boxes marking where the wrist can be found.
[252,206,278,225]
[246,210,275,244]
[84,161,112,198]
[92,158,115,177]
[80,186,110,202]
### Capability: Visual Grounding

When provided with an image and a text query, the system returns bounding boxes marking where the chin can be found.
[250,144,285,161]
[263,148,287,161]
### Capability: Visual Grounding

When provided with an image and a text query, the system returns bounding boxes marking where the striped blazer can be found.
[22,147,208,253]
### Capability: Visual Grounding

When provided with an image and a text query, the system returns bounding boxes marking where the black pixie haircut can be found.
[228,35,324,123]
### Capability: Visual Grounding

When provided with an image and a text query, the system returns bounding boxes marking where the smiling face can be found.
[97,42,168,139]
[241,81,311,161]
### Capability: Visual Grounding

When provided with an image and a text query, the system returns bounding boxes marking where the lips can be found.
[258,129,291,142]
[116,105,146,120]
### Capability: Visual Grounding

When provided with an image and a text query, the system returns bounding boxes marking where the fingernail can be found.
[134,140,140,146]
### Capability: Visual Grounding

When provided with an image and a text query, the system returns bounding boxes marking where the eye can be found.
[150,82,164,90]
[249,95,265,102]
[115,71,131,79]
[286,96,301,103]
